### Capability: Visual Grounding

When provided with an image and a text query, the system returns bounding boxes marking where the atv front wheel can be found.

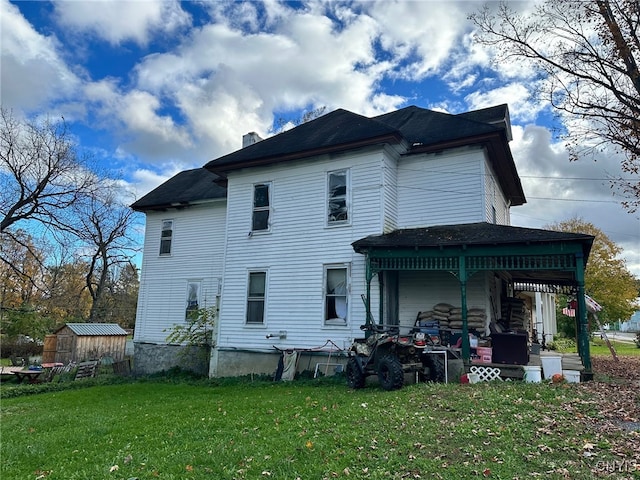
[346,357,366,389]
[377,355,404,390]
[426,352,446,382]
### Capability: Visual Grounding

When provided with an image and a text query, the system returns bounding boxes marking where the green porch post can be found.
[364,256,373,336]
[378,272,384,325]
[459,256,470,361]
[575,253,592,372]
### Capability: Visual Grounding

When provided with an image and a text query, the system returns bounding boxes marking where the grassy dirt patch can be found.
[1,357,639,479]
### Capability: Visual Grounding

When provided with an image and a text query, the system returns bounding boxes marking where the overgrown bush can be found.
[636,332,640,349]
[0,342,43,360]
[163,306,217,375]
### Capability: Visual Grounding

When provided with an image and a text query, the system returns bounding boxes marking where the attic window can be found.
[327,169,349,225]
[160,220,173,255]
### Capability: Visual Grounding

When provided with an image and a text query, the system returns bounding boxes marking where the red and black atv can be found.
[346,322,459,390]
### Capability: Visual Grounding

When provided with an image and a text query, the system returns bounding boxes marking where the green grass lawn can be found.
[1,376,633,480]
[589,338,640,356]
[553,337,640,356]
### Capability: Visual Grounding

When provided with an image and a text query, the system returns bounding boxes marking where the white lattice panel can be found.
[470,365,502,382]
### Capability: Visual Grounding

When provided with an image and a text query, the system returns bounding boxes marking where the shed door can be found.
[56,334,73,364]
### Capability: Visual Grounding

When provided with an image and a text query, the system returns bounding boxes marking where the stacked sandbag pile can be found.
[447,307,462,329]
[432,303,454,328]
[415,310,439,330]
[426,303,486,331]
[447,307,486,330]
[467,308,487,330]
[501,297,530,331]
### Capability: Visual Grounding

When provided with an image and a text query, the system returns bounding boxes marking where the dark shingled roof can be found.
[352,222,594,256]
[372,106,501,145]
[206,105,507,173]
[131,168,226,212]
[456,104,512,141]
[204,104,526,206]
[205,109,401,171]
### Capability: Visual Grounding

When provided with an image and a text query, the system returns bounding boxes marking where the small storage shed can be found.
[52,323,128,364]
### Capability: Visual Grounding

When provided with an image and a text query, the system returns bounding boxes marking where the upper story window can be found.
[327,169,349,225]
[324,264,349,326]
[160,220,173,255]
[252,183,271,232]
[246,271,267,324]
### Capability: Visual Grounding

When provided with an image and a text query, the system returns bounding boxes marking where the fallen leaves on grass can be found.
[569,355,640,473]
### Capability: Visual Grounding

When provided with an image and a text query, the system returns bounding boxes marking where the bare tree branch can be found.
[0,107,100,232]
[470,0,640,212]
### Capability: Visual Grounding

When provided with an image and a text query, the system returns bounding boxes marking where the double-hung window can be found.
[160,220,173,255]
[252,183,271,232]
[324,265,349,326]
[186,281,201,319]
[246,271,266,324]
[327,169,349,225]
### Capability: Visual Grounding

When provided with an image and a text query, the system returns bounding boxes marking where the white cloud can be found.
[128,164,186,201]
[0,0,81,111]
[369,1,469,80]
[83,78,193,160]
[52,0,191,46]
[129,4,407,158]
[466,83,543,123]
[509,124,640,277]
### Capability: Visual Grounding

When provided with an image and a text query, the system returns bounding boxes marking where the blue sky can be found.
[2,0,638,277]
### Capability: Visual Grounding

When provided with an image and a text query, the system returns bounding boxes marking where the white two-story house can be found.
[132,105,595,378]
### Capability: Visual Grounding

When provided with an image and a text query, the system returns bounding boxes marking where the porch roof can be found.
[352,222,594,287]
[353,222,596,369]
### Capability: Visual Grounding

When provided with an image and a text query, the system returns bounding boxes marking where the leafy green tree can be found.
[548,218,638,334]
[165,305,217,374]
[97,263,139,329]
[0,231,51,342]
[42,261,92,324]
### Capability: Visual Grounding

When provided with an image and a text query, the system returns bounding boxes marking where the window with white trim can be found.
[252,183,271,232]
[160,220,173,255]
[186,281,201,319]
[246,271,266,324]
[324,265,349,326]
[327,169,349,225]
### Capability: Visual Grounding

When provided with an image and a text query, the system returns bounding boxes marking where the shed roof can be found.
[56,323,128,336]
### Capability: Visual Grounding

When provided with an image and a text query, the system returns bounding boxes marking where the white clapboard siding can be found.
[483,155,511,225]
[218,149,388,350]
[135,201,226,343]
[396,147,487,228]
[382,152,399,232]
[398,271,492,329]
